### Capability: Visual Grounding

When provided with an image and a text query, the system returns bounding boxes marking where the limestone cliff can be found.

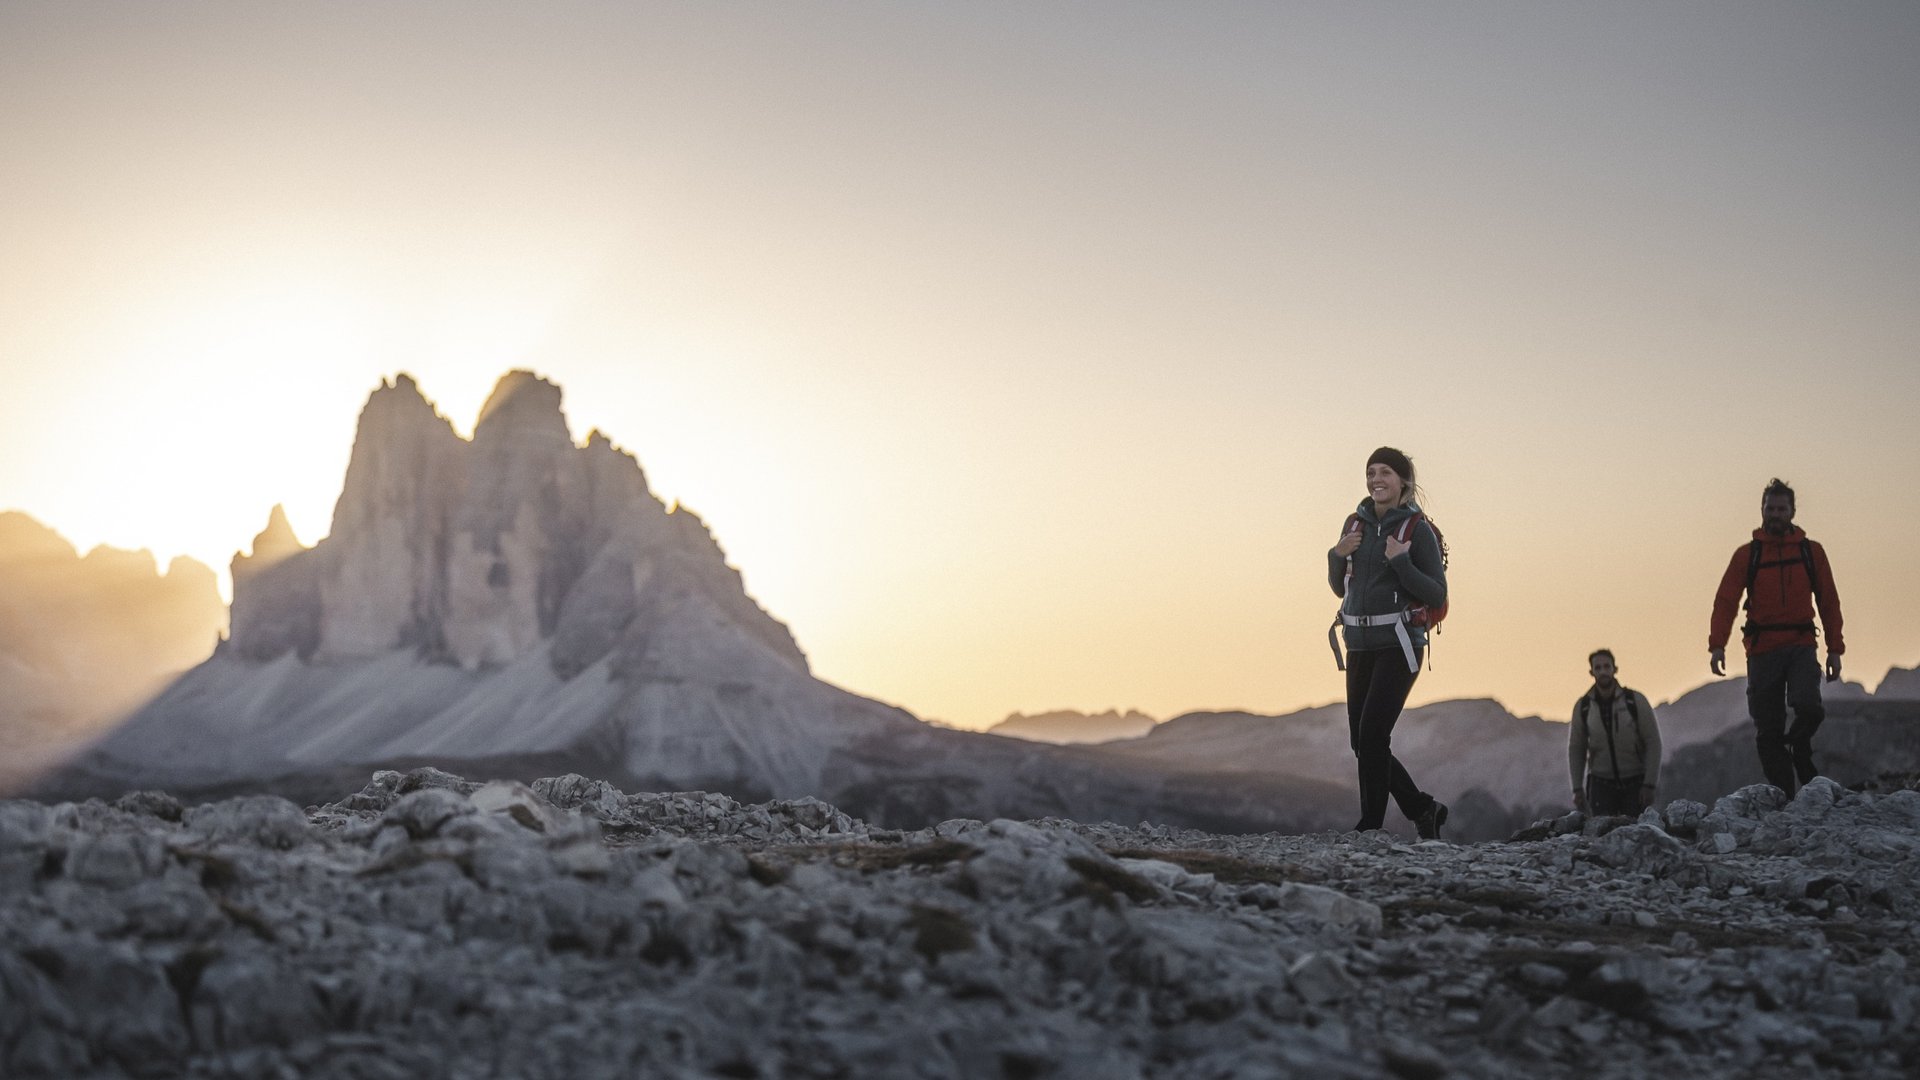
[313,373,466,661]
[56,372,1369,834]
[228,504,317,662]
[223,371,805,677]
[71,372,843,795]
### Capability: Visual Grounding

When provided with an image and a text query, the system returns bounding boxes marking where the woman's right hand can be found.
[1333,531,1361,558]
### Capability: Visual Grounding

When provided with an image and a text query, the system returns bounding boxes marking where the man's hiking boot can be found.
[1416,799,1448,841]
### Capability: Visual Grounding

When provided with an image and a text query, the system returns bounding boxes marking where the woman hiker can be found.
[1328,446,1450,839]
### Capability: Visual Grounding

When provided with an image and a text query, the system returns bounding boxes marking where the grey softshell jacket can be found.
[1326,499,1448,654]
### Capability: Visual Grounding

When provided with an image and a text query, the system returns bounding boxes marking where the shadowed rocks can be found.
[1,768,1915,1078]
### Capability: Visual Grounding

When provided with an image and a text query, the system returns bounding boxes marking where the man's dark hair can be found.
[1589,648,1616,666]
[1763,478,1795,508]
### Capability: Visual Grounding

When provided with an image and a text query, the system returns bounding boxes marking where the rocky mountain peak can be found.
[0,512,225,788]
[472,369,571,447]
[353,372,447,438]
[0,510,77,562]
[1878,665,1920,699]
[327,374,464,542]
[242,504,304,567]
[205,371,801,679]
[228,506,310,660]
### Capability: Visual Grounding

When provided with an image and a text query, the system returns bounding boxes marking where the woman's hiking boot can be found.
[1416,799,1448,840]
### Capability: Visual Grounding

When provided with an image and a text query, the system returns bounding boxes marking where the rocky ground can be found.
[2,768,1916,1079]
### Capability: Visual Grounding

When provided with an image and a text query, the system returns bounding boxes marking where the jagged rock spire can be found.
[246,505,304,566]
[220,371,803,675]
[473,370,570,444]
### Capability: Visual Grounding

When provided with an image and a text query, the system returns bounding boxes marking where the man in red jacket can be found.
[1709,478,1845,796]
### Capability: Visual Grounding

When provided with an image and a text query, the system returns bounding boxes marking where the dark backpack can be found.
[1741,537,1818,639]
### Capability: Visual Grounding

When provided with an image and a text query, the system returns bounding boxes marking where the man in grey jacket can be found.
[1570,649,1663,816]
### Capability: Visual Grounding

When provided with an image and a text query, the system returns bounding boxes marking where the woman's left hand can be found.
[1384,535,1410,560]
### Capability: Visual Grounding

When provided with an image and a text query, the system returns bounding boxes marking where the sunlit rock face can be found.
[226,371,804,676]
[0,513,224,784]
[310,374,466,661]
[228,504,318,662]
[66,372,928,810]
[56,373,1361,835]
[442,371,578,668]
[0,516,223,687]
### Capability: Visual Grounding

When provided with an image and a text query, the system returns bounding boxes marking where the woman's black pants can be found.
[1346,646,1434,830]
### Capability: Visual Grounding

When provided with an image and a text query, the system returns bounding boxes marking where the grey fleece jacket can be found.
[1326,499,1448,653]
[1569,686,1662,790]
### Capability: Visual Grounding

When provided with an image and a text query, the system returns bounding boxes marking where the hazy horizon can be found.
[4,2,1916,730]
[14,473,1906,735]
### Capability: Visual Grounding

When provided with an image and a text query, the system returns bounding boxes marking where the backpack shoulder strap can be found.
[1401,512,1448,569]
[1745,537,1822,597]
[1623,688,1649,758]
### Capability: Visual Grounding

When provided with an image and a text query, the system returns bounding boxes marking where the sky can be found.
[3,1,1917,730]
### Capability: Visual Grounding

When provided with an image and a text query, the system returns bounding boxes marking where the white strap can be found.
[1341,611,1419,672]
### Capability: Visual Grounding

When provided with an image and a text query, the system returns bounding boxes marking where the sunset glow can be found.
[3,2,1916,728]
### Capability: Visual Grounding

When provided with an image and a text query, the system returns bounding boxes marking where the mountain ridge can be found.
[0,512,225,790]
[38,373,1348,836]
[21,371,1920,840]
[987,708,1159,744]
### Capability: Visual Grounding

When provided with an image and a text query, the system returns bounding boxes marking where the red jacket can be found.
[1709,526,1844,657]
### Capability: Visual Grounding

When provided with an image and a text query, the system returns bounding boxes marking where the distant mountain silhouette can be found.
[987,708,1158,744]
[1659,697,1920,806]
[1876,664,1920,699]
[0,512,223,790]
[1083,675,1918,841]
[1090,699,1565,841]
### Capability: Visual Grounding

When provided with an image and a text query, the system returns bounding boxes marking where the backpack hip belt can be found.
[1742,620,1817,639]
[1330,610,1419,674]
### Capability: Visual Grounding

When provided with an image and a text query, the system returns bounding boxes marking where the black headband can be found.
[1367,447,1413,484]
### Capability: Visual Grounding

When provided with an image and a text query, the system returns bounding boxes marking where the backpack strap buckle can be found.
[1340,611,1419,673]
